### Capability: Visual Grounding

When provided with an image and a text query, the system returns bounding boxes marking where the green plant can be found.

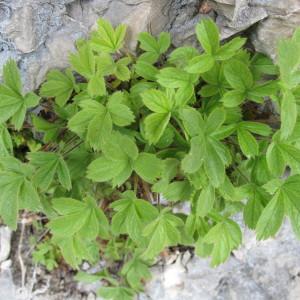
[0,17,300,299]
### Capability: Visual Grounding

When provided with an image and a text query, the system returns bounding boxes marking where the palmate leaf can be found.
[111,191,158,241]
[0,124,13,156]
[98,286,135,300]
[48,196,109,240]
[28,152,72,191]
[0,156,40,229]
[180,107,230,187]
[138,32,171,61]
[121,256,152,291]
[0,60,40,130]
[256,175,300,240]
[142,208,184,259]
[142,89,173,144]
[203,218,242,266]
[40,69,78,107]
[90,18,127,53]
[68,94,134,150]
[87,132,137,186]
[196,18,219,55]
[241,184,270,229]
[31,115,62,143]
[69,44,95,79]
[68,100,111,150]
[52,235,99,269]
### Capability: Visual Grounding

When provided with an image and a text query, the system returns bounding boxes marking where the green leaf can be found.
[181,135,205,173]
[0,125,13,156]
[121,256,152,290]
[31,115,61,143]
[87,74,106,97]
[133,152,162,183]
[237,128,259,158]
[144,112,171,144]
[280,89,297,140]
[239,121,272,136]
[250,53,278,77]
[221,90,245,107]
[111,191,158,241]
[107,92,135,126]
[256,192,284,240]
[266,142,286,177]
[196,18,219,54]
[278,39,300,86]
[204,138,226,187]
[224,60,253,91]
[135,60,158,81]
[203,219,242,266]
[0,60,39,130]
[40,69,77,107]
[242,184,268,229]
[142,209,184,259]
[68,100,112,150]
[185,54,215,74]
[162,180,193,202]
[156,67,197,89]
[90,19,127,53]
[0,157,40,229]
[69,44,95,79]
[142,89,173,113]
[138,32,170,57]
[205,107,226,134]
[28,152,72,191]
[87,132,137,186]
[215,37,246,60]
[168,46,199,68]
[179,107,204,137]
[98,286,135,300]
[48,196,109,239]
[196,185,215,217]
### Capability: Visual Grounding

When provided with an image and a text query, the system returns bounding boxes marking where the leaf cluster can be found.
[1,18,300,299]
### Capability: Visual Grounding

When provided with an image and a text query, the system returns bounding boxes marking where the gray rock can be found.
[0,226,12,263]
[139,220,300,300]
[251,11,300,59]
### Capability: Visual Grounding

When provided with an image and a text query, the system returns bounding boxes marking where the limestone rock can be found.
[0,226,12,263]
[139,220,300,300]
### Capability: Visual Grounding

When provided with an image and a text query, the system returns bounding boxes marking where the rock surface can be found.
[139,220,300,300]
[0,0,299,90]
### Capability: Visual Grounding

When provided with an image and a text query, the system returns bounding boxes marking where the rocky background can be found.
[0,0,300,299]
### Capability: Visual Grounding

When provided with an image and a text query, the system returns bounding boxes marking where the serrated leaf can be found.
[144,112,171,144]
[134,152,162,183]
[0,157,40,229]
[49,196,109,239]
[224,60,253,91]
[237,128,259,158]
[40,69,77,107]
[185,54,215,74]
[280,89,297,140]
[256,192,284,240]
[196,185,215,217]
[28,152,72,191]
[196,18,219,54]
[111,191,158,241]
[69,44,95,79]
[142,209,184,259]
[90,19,127,53]
[221,90,245,107]
[203,219,242,266]
[0,59,39,130]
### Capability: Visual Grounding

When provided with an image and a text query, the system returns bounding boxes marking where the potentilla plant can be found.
[0,18,300,299]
